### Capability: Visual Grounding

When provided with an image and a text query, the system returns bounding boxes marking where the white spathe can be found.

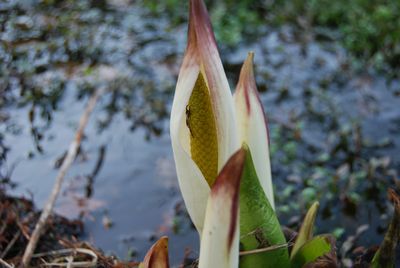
[234,52,275,209]
[169,0,238,235]
[198,149,244,268]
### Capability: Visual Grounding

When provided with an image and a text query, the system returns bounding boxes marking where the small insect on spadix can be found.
[186,104,194,137]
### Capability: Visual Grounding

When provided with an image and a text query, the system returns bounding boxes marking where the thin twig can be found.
[239,243,291,256]
[21,90,103,267]
[33,248,98,267]
[17,212,34,240]
[0,221,7,236]
[0,258,15,268]
[66,256,73,268]
[1,230,21,258]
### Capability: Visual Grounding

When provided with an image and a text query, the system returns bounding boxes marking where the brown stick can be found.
[239,243,291,256]
[21,89,102,267]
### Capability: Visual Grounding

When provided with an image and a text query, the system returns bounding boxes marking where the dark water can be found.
[5,90,197,264]
[1,1,399,266]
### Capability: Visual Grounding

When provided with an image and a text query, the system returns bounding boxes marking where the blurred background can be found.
[0,0,399,266]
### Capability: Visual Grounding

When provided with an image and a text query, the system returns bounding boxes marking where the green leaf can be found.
[291,235,337,268]
[239,145,290,268]
[371,189,400,268]
[290,201,319,259]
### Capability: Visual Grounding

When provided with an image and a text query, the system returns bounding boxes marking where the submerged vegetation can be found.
[145,0,400,76]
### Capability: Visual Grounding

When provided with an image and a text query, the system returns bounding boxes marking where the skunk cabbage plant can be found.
[235,57,289,267]
[170,0,238,235]
[170,0,289,267]
[168,0,351,267]
[170,0,275,238]
[234,52,275,209]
